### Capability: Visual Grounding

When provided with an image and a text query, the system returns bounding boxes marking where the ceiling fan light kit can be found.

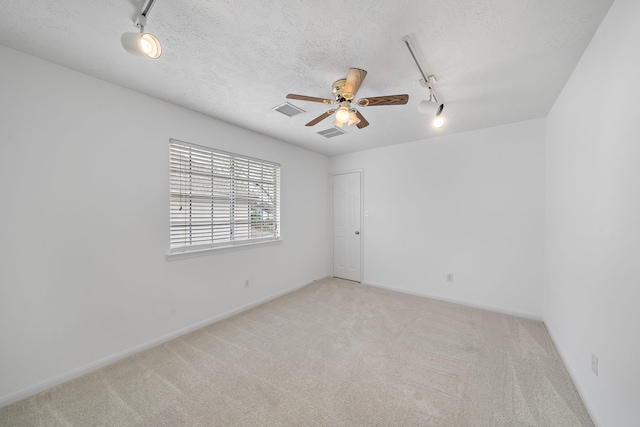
[347,110,361,127]
[286,67,408,131]
[334,109,361,128]
[335,103,351,124]
[122,0,162,59]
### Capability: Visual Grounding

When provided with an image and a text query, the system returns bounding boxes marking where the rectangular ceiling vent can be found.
[317,126,347,138]
[272,102,305,117]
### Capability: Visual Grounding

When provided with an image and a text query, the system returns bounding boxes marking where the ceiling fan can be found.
[286,68,409,129]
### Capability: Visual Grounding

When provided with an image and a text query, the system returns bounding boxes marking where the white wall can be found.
[544,0,640,425]
[331,119,546,319]
[0,45,330,405]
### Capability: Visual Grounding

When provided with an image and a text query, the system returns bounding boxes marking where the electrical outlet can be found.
[591,353,598,376]
[447,274,454,283]
[244,279,250,288]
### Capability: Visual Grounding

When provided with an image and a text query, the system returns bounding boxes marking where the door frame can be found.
[331,169,364,282]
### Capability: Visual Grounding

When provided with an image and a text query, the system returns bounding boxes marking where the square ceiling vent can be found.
[272,102,305,117]
[317,126,347,138]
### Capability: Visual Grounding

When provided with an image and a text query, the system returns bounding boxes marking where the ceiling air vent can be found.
[272,102,305,117]
[317,126,347,138]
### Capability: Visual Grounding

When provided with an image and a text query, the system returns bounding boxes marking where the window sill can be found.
[166,238,283,261]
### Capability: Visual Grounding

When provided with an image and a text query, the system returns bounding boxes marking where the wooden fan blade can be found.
[287,94,335,104]
[357,94,409,107]
[354,110,369,129]
[305,110,335,126]
[343,68,367,100]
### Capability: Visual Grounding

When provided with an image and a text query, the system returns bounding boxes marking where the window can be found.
[169,139,280,253]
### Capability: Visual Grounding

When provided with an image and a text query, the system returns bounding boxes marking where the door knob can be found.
[355,231,360,235]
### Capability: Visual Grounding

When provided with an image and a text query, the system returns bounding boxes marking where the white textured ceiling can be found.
[0,0,613,156]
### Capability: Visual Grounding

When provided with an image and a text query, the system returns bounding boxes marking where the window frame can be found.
[168,139,281,257]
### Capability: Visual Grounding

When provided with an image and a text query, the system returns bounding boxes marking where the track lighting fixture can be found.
[403,35,447,128]
[433,111,445,128]
[122,0,162,59]
[417,97,444,117]
[418,91,445,128]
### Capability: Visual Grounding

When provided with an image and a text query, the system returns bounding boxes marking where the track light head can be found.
[121,32,162,59]
[433,104,445,128]
[122,0,162,59]
[417,99,444,116]
[418,100,446,128]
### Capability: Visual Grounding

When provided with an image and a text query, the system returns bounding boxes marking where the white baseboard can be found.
[0,276,327,409]
[363,280,543,321]
[544,323,601,427]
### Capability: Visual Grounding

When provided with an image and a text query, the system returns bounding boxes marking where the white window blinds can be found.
[169,139,280,253]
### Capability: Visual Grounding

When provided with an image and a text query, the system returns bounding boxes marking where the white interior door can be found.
[333,171,362,282]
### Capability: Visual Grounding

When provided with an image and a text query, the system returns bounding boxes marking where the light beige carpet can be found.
[0,278,593,426]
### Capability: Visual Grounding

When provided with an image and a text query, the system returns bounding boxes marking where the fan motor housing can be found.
[332,79,347,101]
